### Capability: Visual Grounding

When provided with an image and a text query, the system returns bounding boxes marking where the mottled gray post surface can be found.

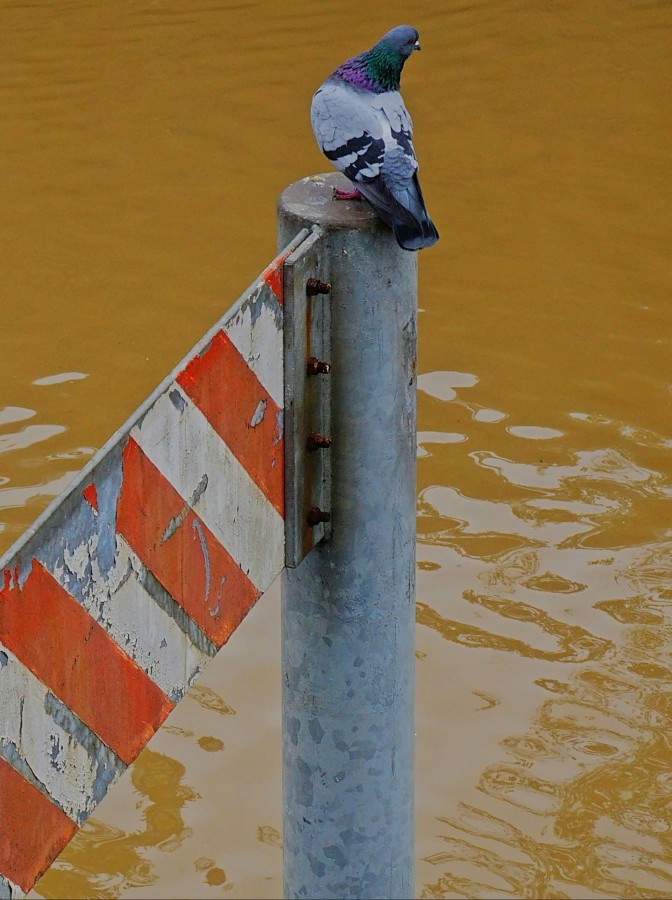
[279,173,417,900]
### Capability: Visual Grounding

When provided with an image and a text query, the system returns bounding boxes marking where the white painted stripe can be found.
[224,283,284,408]
[0,875,25,899]
[49,535,211,702]
[0,645,123,825]
[133,387,284,592]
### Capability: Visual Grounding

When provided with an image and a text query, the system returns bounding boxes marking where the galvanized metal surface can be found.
[283,226,332,567]
[0,230,309,896]
[279,174,418,899]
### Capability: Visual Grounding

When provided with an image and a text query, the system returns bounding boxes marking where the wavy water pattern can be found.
[417,393,672,896]
[0,0,668,897]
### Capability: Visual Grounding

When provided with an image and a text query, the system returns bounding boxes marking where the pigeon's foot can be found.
[333,187,364,201]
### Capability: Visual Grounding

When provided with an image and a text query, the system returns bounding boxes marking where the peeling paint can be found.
[161,474,209,545]
[52,534,213,699]
[0,742,52,809]
[44,693,123,811]
[250,399,267,427]
[48,734,61,768]
[224,291,284,408]
[168,388,186,413]
[0,874,25,899]
[210,577,225,618]
[246,284,266,326]
[0,236,298,892]
[0,643,126,823]
[135,560,217,660]
[192,519,211,600]
[274,409,284,445]
[161,504,189,544]
[3,568,19,592]
[131,388,283,591]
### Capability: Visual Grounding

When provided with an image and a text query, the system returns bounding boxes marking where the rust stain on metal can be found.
[306,357,331,377]
[306,278,331,296]
[307,507,331,527]
[306,433,332,452]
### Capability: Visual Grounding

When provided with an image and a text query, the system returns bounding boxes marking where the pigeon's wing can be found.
[359,92,438,249]
[311,81,439,250]
[311,79,389,183]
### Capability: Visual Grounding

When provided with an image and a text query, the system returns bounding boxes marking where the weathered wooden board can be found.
[0,230,308,898]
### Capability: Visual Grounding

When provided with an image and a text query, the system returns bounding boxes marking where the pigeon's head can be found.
[376,25,421,60]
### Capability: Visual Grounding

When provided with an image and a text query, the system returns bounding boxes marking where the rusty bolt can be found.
[306,278,331,297]
[306,356,331,376]
[307,506,331,527]
[307,432,332,452]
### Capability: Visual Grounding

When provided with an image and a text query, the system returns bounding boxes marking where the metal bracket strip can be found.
[283,226,332,568]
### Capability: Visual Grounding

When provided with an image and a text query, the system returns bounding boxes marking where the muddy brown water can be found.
[0,1,670,897]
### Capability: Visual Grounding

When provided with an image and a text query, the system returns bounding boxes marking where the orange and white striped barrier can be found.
[0,229,310,897]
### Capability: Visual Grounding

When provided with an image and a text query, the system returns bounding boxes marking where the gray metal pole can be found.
[278,173,417,900]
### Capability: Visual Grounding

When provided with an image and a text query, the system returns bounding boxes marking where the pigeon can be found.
[311,25,439,252]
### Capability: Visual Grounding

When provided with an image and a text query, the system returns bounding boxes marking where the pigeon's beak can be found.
[414,40,421,51]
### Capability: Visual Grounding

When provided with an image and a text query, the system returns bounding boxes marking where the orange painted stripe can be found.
[261,248,293,303]
[82,482,98,511]
[262,260,284,302]
[177,331,284,516]
[0,756,77,892]
[117,437,260,647]
[0,561,173,765]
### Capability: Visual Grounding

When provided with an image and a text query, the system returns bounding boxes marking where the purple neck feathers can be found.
[333,57,388,94]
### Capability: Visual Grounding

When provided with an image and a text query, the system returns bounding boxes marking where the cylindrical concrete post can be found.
[278,173,417,900]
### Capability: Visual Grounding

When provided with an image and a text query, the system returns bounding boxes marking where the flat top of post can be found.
[278,173,384,232]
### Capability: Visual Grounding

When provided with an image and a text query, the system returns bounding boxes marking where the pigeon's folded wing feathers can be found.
[311,82,389,183]
[311,84,415,184]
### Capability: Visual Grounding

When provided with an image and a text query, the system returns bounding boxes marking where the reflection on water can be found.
[187,685,236,717]
[0,377,95,548]
[416,388,672,898]
[35,750,198,899]
[196,736,224,753]
[256,827,283,850]
[2,0,670,896]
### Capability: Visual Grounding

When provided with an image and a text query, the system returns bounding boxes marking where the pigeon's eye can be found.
[407,38,415,44]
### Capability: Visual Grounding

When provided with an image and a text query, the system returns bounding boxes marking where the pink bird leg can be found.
[333,186,364,200]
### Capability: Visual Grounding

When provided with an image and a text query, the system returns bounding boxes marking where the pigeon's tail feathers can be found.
[393,171,439,250]
[394,216,439,251]
[356,173,439,251]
